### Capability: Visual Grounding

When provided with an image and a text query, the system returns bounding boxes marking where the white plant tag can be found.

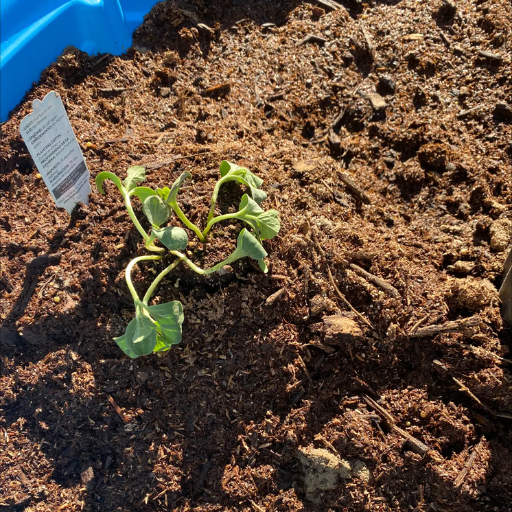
[20,91,91,214]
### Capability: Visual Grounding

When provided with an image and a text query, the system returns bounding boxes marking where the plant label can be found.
[20,91,91,214]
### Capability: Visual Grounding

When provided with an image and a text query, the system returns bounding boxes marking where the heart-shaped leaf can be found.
[147,301,184,347]
[219,161,266,204]
[125,315,157,356]
[124,166,146,192]
[114,332,138,358]
[239,194,264,214]
[143,196,170,227]
[152,226,188,250]
[237,228,268,260]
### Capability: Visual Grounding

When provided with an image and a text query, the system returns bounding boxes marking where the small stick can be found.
[298,355,314,387]
[454,446,479,488]
[108,395,129,423]
[453,378,498,418]
[297,34,328,46]
[349,263,400,298]
[363,395,428,455]
[408,315,429,335]
[337,171,372,205]
[410,316,481,338]
[327,266,373,328]
[204,83,231,95]
[309,225,373,328]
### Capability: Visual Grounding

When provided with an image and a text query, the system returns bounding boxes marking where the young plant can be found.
[96,161,280,358]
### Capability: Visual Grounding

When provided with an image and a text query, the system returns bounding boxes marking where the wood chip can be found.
[108,395,129,423]
[349,263,400,298]
[204,83,231,96]
[337,171,371,204]
[410,315,481,338]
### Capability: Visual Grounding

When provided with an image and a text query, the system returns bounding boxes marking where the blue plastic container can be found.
[0,0,160,121]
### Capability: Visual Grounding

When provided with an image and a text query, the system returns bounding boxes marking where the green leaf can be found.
[255,209,280,240]
[95,171,124,195]
[143,196,170,227]
[114,332,138,358]
[125,315,157,356]
[205,229,267,274]
[148,301,184,346]
[239,194,264,214]
[258,259,268,273]
[219,162,266,204]
[157,187,171,202]
[237,228,267,260]
[124,166,146,192]
[130,186,157,203]
[232,195,280,241]
[147,301,184,325]
[153,335,172,353]
[152,226,188,250]
[167,172,192,205]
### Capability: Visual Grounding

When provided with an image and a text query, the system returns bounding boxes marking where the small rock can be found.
[367,92,387,111]
[323,315,364,345]
[489,218,512,252]
[297,447,351,503]
[137,371,149,383]
[377,75,396,95]
[160,87,171,98]
[81,467,94,489]
[350,460,370,483]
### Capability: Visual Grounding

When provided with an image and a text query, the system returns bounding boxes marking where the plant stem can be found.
[207,177,227,224]
[202,212,239,238]
[121,190,164,253]
[170,251,208,274]
[143,259,181,304]
[168,200,206,242]
[125,255,162,302]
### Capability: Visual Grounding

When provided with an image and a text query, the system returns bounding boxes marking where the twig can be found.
[297,34,328,46]
[363,395,428,455]
[298,355,314,387]
[408,315,429,335]
[410,316,481,338]
[327,266,373,328]
[309,225,373,328]
[108,395,129,423]
[337,171,372,205]
[454,444,480,488]
[349,263,400,298]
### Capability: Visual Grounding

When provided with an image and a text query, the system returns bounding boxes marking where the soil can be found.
[1,0,512,510]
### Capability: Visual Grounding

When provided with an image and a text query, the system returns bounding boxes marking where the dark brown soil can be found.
[1,0,512,510]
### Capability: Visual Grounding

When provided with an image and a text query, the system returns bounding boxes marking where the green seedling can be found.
[96,161,280,358]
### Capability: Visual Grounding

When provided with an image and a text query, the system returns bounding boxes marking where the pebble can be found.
[160,87,171,98]
[367,92,387,110]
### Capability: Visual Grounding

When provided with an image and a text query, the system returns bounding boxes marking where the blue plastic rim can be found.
[0,0,161,121]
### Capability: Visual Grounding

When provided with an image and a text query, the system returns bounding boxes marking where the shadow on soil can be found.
[1,1,511,511]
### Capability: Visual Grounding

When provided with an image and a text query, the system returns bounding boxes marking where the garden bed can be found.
[1,0,512,510]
